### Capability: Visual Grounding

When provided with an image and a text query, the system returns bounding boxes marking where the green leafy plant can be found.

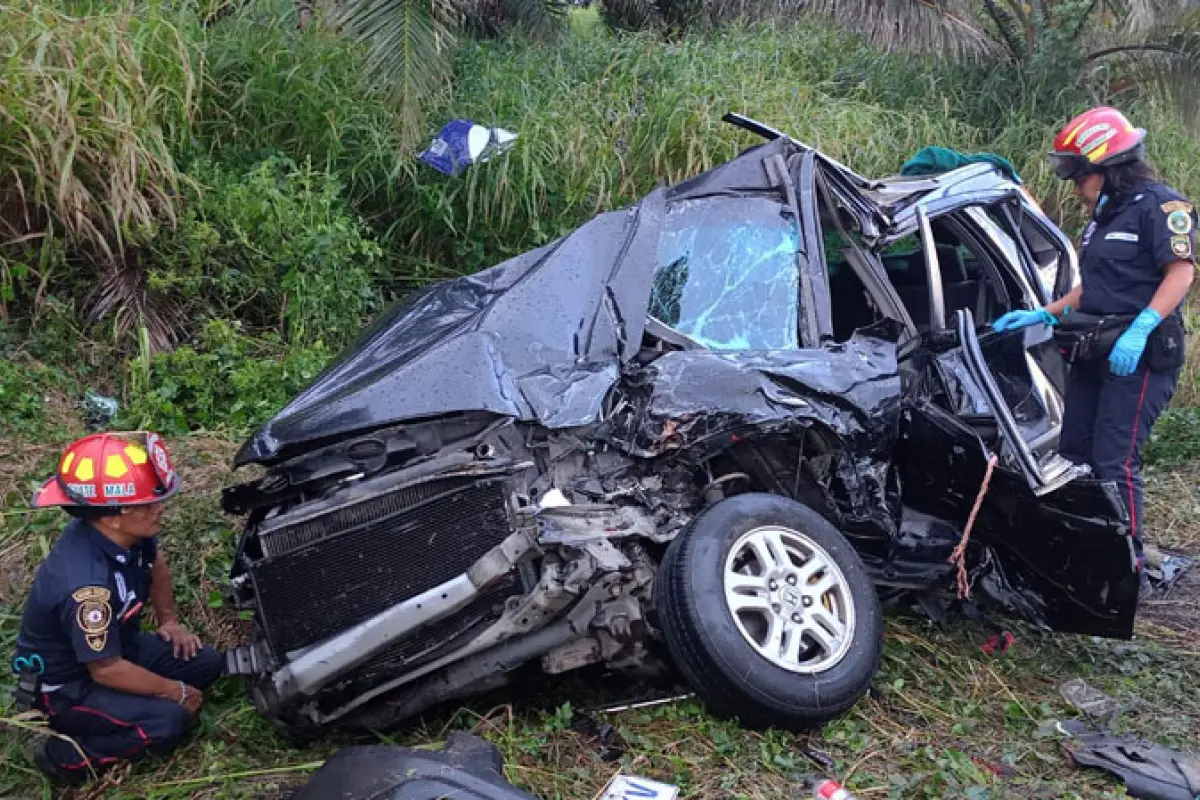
[198,0,410,208]
[326,0,567,147]
[118,318,332,434]
[134,155,386,348]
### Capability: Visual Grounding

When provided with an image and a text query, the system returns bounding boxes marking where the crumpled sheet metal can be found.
[234,136,815,468]
[601,325,904,532]
[234,190,666,466]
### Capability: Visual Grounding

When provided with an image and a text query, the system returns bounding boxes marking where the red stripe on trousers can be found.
[56,704,153,770]
[1123,370,1152,540]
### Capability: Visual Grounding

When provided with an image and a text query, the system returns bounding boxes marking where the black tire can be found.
[656,492,883,731]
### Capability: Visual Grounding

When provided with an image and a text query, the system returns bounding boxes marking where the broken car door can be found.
[896,204,1139,640]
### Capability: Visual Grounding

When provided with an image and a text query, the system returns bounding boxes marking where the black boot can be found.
[33,740,90,787]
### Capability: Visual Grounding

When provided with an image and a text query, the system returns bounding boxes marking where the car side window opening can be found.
[883,213,1024,332]
[983,202,1074,300]
[649,197,802,351]
[817,196,887,343]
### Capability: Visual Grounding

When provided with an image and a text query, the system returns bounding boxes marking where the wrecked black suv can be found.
[220,115,1138,738]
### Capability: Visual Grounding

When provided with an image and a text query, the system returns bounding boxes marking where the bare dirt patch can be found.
[1137,564,1200,647]
[1140,465,1200,645]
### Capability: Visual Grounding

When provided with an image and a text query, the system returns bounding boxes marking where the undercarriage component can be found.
[316,538,657,728]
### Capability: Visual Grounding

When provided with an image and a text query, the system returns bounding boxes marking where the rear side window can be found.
[650,197,801,351]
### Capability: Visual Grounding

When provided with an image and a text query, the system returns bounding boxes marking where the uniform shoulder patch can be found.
[1172,236,1193,260]
[72,585,112,652]
[1167,209,1194,235]
[1161,199,1193,215]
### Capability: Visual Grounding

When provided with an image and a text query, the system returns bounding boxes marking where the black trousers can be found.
[39,632,223,773]
[1058,359,1179,548]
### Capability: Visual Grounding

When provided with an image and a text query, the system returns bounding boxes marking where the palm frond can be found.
[331,0,457,146]
[89,257,183,350]
[793,0,999,59]
[1112,0,1190,36]
[496,0,567,39]
[978,0,1027,59]
[599,0,660,31]
[1088,6,1200,131]
[457,0,566,39]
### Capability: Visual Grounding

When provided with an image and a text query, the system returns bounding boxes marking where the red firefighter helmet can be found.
[32,432,181,509]
[1049,106,1147,180]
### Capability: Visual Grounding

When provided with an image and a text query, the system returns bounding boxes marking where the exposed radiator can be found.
[259,476,477,558]
[250,477,513,655]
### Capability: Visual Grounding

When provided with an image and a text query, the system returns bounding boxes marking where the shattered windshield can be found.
[649,197,801,351]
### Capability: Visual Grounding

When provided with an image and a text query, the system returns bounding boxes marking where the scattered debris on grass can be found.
[1061,720,1200,800]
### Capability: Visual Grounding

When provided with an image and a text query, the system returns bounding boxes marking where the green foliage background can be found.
[1,0,1198,449]
[2,4,1200,798]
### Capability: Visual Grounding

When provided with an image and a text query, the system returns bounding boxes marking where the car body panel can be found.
[223,117,1141,735]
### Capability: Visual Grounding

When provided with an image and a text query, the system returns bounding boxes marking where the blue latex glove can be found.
[992,308,1057,333]
[1109,308,1162,376]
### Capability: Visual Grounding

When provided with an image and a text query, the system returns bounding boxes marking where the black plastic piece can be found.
[1062,721,1200,800]
[289,732,540,800]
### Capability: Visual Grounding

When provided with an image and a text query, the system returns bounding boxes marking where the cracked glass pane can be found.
[650,197,801,351]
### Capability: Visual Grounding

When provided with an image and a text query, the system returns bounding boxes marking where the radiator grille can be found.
[251,478,512,654]
[259,476,477,558]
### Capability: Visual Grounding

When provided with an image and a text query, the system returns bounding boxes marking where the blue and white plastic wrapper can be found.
[598,775,680,800]
[419,118,519,176]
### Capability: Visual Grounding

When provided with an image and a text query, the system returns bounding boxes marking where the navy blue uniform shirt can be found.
[1078,180,1197,316]
[13,519,157,686]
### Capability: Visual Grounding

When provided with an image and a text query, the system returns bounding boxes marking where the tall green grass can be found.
[3,2,1200,407]
[0,0,199,262]
[393,23,983,268]
[197,0,412,210]
[395,20,1200,266]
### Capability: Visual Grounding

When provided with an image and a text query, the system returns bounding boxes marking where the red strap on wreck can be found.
[948,452,999,600]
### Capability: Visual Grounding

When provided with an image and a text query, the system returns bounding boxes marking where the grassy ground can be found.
[2,408,1198,800]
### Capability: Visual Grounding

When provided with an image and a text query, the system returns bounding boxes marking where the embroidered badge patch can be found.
[1161,200,1193,215]
[1172,236,1193,259]
[73,586,112,652]
[1167,210,1194,236]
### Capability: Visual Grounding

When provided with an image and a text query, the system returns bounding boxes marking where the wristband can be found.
[178,680,188,706]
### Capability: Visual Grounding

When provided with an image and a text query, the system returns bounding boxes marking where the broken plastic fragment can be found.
[1058,678,1121,720]
[81,391,120,430]
[979,630,1015,657]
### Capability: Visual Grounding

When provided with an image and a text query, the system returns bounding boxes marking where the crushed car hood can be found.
[234,188,667,466]
[235,136,876,467]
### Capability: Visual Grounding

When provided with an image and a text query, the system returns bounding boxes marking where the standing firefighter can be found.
[10,432,224,786]
[994,106,1195,558]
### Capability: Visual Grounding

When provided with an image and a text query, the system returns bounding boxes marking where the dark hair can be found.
[64,505,123,522]
[1102,158,1157,195]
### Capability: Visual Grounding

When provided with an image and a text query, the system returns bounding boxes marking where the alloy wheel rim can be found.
[722,525,856,674]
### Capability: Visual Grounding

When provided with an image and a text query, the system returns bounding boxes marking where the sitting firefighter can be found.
[10,432,224,786]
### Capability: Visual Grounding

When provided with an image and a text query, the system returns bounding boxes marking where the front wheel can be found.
[656,493,883,730]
